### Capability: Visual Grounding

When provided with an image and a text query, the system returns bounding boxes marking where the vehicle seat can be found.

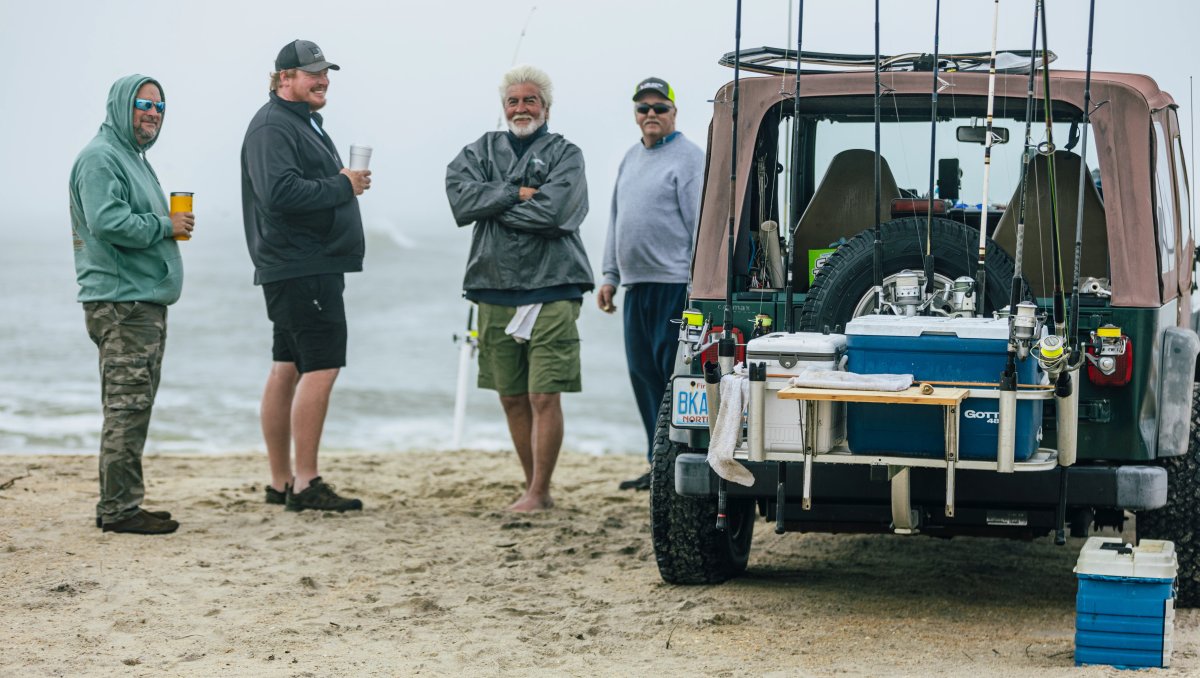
[992,150,1108,298]
[792,149,901,290]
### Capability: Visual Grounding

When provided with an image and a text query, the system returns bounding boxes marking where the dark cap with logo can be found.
[275,40,340,73]
[632,76,675,102]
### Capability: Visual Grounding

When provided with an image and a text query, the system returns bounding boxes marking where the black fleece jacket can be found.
[240,93,364,285]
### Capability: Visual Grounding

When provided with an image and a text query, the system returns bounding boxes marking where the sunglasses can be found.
[636,103,674,115]
[134,99,166,113]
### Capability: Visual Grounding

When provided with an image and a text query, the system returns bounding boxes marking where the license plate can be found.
[671,376,710,428]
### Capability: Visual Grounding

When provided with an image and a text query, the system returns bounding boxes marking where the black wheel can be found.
[1136,383,1200,607]
[798,217,1019,332]
[650,389,755,584]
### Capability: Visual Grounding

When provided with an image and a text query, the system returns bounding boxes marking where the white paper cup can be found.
[348,144,372,170]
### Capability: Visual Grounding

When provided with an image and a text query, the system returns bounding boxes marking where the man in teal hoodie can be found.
[69,74,193,535]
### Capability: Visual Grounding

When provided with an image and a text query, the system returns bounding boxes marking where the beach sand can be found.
[0,450,1195,677]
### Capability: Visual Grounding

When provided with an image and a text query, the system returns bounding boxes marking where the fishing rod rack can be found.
[763,384,1059,533]
[720,47,1055,76]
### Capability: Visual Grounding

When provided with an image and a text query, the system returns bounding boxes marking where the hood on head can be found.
[102,74,164,152]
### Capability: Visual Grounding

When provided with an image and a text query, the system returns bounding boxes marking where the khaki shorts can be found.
[477,300,582,396]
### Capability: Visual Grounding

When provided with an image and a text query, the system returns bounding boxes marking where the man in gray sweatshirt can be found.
[598,77,705,490]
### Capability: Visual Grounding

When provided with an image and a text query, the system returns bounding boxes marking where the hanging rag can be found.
[788,366,913,392]
[707,370,756,487]
[505,303,542,344]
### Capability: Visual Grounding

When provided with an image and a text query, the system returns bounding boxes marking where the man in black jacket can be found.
[241,39,370,512]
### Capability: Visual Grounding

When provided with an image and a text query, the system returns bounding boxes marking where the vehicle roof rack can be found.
[720,47,1056,76]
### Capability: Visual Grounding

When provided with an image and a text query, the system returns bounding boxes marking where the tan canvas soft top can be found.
[692,70,1181,307]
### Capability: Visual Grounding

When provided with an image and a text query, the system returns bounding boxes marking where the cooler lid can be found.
[746,331,847,357]
[1074,537,1178,580]
[845,315,1010,340]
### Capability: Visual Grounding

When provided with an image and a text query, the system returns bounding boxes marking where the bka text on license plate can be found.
[671,376,710,428]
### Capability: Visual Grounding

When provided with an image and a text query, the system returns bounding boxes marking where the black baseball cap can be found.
[275,40,340,73]
[632,76,675,102]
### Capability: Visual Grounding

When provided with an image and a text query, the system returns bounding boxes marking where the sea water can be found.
[0,218,644,456]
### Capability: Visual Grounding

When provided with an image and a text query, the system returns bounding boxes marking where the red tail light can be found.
[701,326,746,366]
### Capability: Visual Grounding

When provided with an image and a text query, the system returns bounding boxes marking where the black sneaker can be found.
[286,477,363,513]
[265,483,289,505]
[618,471,652,491]
[95,509,171,529]
[101,509,179,534]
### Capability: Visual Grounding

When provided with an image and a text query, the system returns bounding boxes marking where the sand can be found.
[0,450,1195,677]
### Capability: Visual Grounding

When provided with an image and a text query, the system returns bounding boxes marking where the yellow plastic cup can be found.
[170,192,193,241]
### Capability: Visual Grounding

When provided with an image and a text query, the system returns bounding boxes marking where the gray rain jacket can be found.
[446,131,593,293]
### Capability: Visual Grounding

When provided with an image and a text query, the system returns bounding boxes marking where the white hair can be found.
[499,65,553,108]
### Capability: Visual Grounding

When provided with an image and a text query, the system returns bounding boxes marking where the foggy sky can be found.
[2,0,1195,259]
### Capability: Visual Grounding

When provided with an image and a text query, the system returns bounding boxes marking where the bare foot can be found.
[505,493,554,512]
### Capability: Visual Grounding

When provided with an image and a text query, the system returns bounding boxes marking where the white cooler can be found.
[746,331,848,453]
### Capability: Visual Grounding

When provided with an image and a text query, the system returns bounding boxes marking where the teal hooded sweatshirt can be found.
[69,74,182,305]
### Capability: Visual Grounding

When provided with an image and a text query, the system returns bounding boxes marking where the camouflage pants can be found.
[83,302,167,524]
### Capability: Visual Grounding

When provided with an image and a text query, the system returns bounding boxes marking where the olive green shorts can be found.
[477,300,582,396]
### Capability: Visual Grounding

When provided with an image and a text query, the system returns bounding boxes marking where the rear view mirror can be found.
[957,125,1010,145]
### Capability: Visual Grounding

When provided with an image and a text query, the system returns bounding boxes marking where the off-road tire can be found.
[1136,383,1200,607]
[798,217,1020,332]
[650,390,755,584]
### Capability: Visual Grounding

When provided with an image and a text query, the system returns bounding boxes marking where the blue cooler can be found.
[845,316,1043,460]
[1074,537,1176,669]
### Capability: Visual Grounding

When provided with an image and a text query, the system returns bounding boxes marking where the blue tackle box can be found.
[1074,537,1176,669]
[844,316,1043,460]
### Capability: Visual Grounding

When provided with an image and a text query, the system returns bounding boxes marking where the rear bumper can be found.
[675,453,1166,511]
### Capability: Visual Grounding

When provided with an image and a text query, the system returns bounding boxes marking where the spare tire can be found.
[798,217,1021,332]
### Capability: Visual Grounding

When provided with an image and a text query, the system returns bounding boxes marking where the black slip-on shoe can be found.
[618,471,652,491]
[286,477,363,513]
[96,509,171,529]
[265,484,289,505]
[101,509,179,535]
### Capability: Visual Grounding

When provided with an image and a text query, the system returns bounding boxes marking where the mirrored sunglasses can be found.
[134,99,166,113]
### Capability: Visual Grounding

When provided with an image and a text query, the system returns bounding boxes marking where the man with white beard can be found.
[445,65,592,512]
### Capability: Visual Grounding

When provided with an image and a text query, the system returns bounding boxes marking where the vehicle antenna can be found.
[723,0,743,344]
[871,0,883,304]
[973,0,1001,311]
[785,0,805,332]
[1038,0,1067,338]
[1067,0,1098,365]
[922,0,942,303]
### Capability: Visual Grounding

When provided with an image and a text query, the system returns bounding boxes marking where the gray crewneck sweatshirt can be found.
[601,132,705,288]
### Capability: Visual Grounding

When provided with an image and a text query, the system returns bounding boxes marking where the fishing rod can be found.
[785,0,805,332]
[1038,0,1067,339]
[713,0,746,533]
[723,0,742,344]
[871,0,883,305]
[973,0,1001,311]
[922,0,942,302]
[493,6,539,131]
[1067,0,1098,364]
[997,0,1042,476]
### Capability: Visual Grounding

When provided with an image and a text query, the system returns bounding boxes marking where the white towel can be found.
[788,367,913,392]
[505,303,542,344]
[707,371,756,487]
